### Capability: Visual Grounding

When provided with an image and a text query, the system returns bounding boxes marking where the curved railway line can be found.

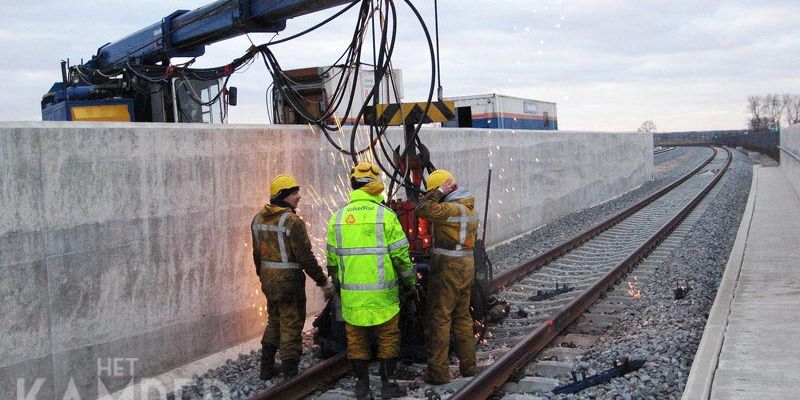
[653,146,677,154]
[249,146,732,399]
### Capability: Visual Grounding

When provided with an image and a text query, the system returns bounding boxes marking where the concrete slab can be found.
[682,159,800,400]
[525,360,573,378]
[502,376,560,393]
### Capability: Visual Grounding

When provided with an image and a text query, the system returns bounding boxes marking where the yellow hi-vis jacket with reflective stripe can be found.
[326,189,416,327]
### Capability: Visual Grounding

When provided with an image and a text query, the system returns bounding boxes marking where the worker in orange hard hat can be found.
[252,174,334,380]
[415,169,479,384]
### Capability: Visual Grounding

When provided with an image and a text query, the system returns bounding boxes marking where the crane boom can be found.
[87,0,352,70]
[42,0,355,123]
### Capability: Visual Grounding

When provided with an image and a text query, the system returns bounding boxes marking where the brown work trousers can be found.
[345,313,401,360]
[261,278,306,361]
[426,255,476,382]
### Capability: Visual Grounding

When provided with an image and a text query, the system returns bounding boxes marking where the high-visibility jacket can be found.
[252,204,327,302]
[415,187,479,258]
[326,189,415,326]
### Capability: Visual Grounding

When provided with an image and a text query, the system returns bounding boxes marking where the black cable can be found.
[434,0,443,100]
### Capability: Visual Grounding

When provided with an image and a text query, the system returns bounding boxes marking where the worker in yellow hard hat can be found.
[326,162,416,399]
[415,169,479,384]
[252,174,334,380]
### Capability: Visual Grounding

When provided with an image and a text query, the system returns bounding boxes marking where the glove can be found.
[401,285,419,301]
[321,278,336,300]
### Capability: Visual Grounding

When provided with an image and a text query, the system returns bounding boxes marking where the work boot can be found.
[460,364,477,377]
[259,344,278,380]
[351,359,372,400]
[282,358,299,378]
[378,358,406,399]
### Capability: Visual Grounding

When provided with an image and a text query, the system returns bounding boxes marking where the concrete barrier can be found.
[780,124,800,194]
[0,122,651,399]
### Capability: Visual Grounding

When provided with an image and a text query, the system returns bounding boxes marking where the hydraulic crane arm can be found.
[87,0,354,70]
[42,0,356,122]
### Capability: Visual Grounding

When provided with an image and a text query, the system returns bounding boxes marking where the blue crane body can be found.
[41,0,351,122]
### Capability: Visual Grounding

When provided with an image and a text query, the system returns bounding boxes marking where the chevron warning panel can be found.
[364,101,455,126]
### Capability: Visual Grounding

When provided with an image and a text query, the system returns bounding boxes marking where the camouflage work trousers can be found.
[261,281,307,361]
[426,256,476,382]
[345,313,401,360]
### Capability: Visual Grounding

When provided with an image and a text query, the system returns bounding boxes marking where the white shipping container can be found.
[272,66,403,124]
[443,93,557,130]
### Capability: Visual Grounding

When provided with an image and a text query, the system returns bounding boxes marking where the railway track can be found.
[250,146,730,400]
[653,146,677,154]
[447,146,730,399]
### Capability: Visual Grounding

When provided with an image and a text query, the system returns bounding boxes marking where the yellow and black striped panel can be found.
[365,101,455,126]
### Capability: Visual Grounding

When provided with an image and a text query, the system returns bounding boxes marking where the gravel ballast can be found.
[540,148,753,400]
[169,147,752,399]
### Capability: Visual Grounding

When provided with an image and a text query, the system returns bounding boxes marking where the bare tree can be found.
[783,94,800,126]
[637,120,657,133]
[747,95,767,131]
[747,95,782,131]
[765,93,784,130]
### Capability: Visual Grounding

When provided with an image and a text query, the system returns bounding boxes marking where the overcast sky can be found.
[2,0,798,131]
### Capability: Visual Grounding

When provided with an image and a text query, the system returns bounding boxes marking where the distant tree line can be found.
[747,94,800,132]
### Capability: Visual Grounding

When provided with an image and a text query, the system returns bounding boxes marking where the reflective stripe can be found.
[432,248,474,257]
[376,207,385,284]
[334,247,389,255]
[398,268,416,281]
[253,212,296,273]
[387,237,409,251]
[277,212,291,263]
[252,224,290,234]
[261,260,300,269]
[453,203,468,251]
[441,203,478,251]
[332,204,401,292]
[343,280,398,291]
[334,210,346,278]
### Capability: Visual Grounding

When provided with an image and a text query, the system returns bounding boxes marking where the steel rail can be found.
[250,146,718,400]
[250,353,349,400]
[449,147,732,400]
[492,146,717,291]
[654,146,677,154]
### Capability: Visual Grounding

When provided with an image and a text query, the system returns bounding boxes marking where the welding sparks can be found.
[627,276,642,298]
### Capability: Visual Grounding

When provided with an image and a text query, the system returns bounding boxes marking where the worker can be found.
[252,174,334,380]
[326,162,416,400]
[415,169,479,384]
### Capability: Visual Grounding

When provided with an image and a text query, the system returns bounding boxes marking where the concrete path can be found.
[683,165,800,399]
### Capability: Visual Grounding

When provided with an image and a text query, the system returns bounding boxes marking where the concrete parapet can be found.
[0,122,651,399]
[780,124,800,196]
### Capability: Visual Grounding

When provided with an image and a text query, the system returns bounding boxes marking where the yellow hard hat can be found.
[350,162,381,182]
[426,169,456,192]
[270,174,300,197]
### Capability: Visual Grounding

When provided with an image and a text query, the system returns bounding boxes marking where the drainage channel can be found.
[250,147,723,400]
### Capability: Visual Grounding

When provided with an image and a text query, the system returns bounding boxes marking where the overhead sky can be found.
[2,0,799,131]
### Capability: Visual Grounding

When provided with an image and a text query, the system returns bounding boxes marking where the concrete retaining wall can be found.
[0,122,652,399]
[781,124,800,195]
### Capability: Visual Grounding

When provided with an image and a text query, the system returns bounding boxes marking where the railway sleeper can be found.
[537,346,584,363]
[501,376,561,394]
[558,333,599,348]
[524,360,575,378]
